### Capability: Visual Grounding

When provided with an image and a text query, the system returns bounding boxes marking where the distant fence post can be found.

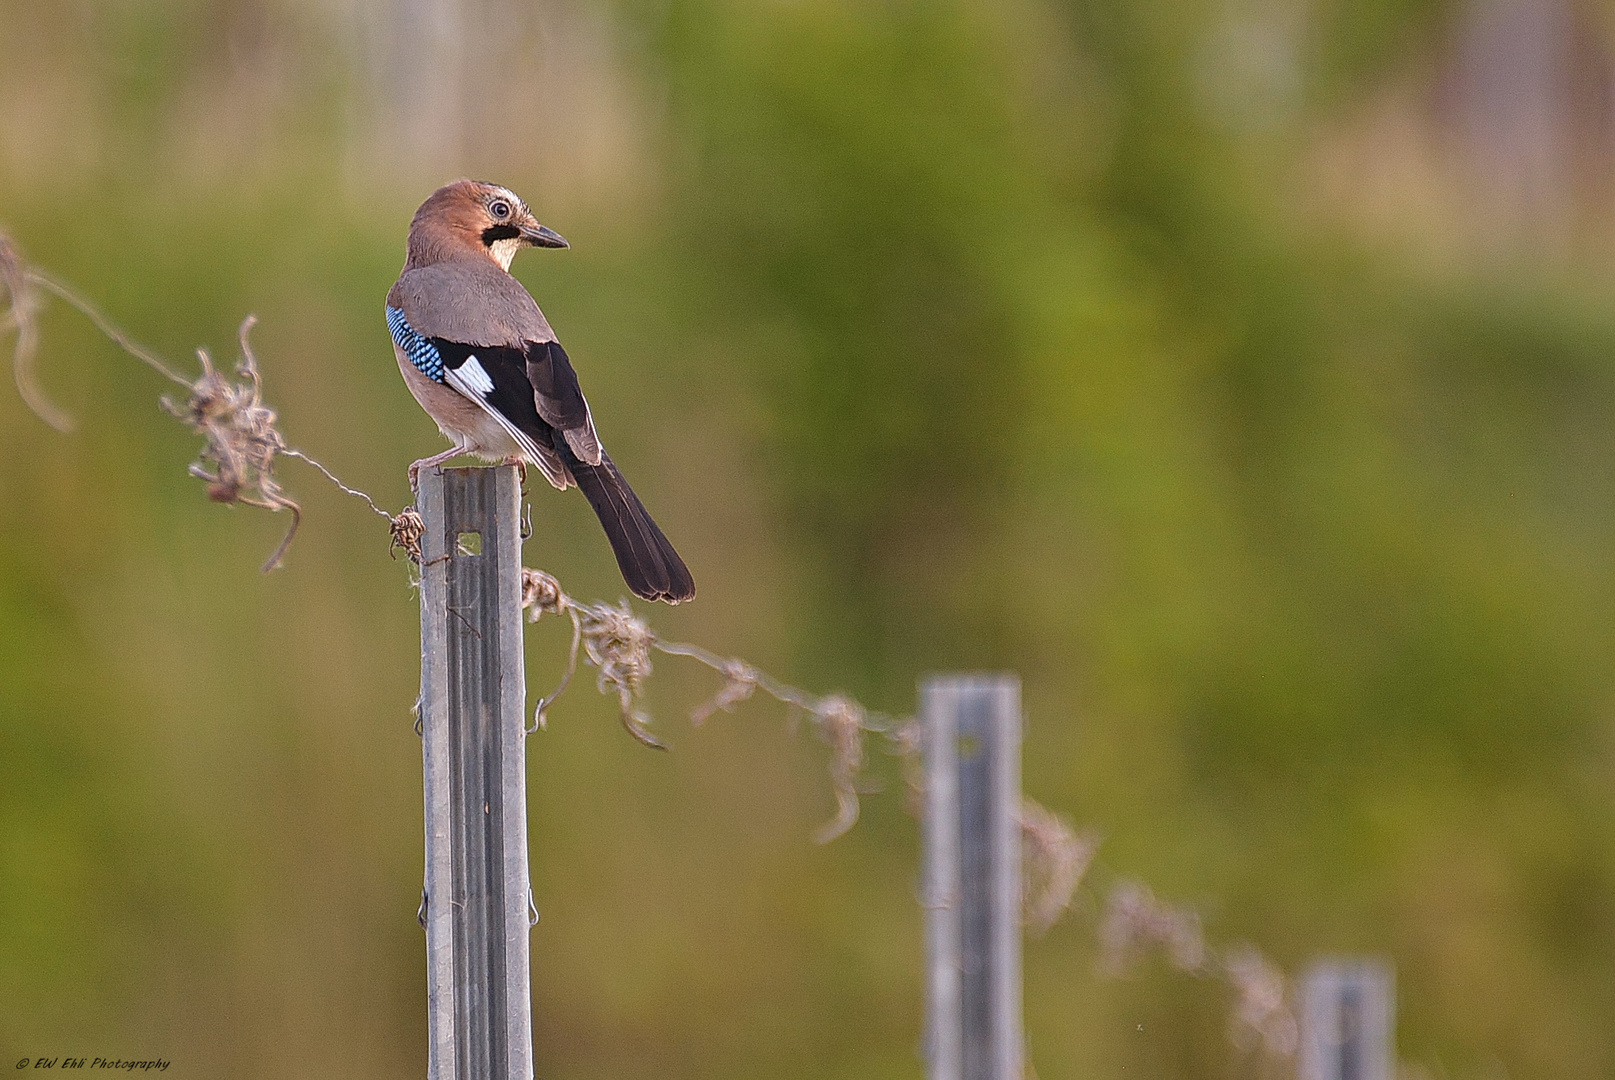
[418,465,534,1080]
[1299,959,1395,1080]
[921,674,1023,1080]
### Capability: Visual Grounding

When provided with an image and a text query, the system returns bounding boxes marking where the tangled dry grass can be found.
[1020,801,1099,937]
[519,565,873,841]
[1,231,415,571]
[1099,879,1210,975]
[1225,943,1301,1059]
[1098,879,1299,1065]
[159,318,303,570]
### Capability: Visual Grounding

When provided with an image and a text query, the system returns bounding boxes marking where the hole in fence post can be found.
[457,531,482,556]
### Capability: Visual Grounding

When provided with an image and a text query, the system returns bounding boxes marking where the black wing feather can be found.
[524,340,590,430]
[428,335,694,604]
[527,340,601,465]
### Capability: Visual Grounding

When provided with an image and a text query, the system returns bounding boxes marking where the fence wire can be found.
[0,231,1299,1068]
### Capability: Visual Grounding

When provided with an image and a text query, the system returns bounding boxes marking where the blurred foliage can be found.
[4,0,1615,1078]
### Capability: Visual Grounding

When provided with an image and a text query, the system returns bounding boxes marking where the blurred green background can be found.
[5,0,1615,1076]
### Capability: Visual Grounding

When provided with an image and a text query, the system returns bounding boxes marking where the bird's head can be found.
[406,180,569,271]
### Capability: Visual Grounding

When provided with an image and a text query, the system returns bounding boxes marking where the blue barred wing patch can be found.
[386,306,444,381]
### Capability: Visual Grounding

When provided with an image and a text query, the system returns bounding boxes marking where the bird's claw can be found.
[500,455,528,493]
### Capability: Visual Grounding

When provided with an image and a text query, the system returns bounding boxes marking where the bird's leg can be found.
[410,443,470,497]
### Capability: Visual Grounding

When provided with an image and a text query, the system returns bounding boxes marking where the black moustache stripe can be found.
[481,224,522,244]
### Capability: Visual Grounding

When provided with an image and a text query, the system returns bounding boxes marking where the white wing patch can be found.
[452,354,496,396]
[444,360,571,491]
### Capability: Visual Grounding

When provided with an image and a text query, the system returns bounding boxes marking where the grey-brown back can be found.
[388,260,556,347]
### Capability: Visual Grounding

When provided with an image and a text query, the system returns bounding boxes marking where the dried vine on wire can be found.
[519,566,886,841]
[514,564,1298,1064]
[3,233,1299,1066]
[0,231,415,571]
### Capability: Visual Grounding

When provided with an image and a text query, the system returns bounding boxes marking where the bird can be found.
[386,179,695,604]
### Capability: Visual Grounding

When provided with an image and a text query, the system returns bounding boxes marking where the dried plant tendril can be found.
[2,232,425,570]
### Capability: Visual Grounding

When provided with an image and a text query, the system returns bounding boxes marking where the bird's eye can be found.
[489,201,511,219]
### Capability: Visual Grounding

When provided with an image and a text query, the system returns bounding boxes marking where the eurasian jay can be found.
[387,179,695,604]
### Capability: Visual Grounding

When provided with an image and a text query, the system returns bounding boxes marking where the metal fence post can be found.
[1299,959,1395,1080]
[418,465,534,1080]
[921,674,1023,1080]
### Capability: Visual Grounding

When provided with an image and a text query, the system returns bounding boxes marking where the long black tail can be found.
[557,441,695,604]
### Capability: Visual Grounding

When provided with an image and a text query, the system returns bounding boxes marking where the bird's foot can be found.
[410,444,471,497]
[501,455,528,492]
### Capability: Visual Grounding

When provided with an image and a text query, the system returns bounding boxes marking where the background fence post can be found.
[1299,959,1395,1080]
[921,674,1023,1080]
[418,465,534,1080]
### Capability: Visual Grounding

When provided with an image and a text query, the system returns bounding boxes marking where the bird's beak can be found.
[520,222,569,249]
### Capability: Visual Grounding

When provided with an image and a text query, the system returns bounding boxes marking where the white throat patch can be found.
[489,236,522,271]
